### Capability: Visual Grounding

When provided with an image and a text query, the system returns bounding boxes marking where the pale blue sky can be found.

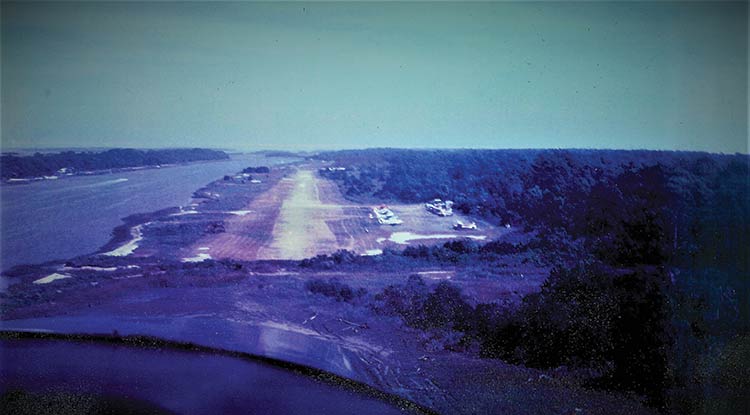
[2,1,747,152]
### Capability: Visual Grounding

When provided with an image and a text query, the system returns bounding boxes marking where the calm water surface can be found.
[0,154,293,271]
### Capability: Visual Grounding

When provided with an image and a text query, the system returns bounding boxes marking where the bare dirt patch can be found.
[184,174,294,261]
[1,264,652,415]
[258,169,347,259]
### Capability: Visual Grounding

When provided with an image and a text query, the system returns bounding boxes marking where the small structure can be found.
[454,220,477,230]
[320,167,347,173]
[193,189,220,200]
[373,205,403,226]
[226,173,252,184]
[425,199,454,216]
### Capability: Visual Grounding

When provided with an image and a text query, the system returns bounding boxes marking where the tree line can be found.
[315,148,749,413]
[1,148,229,179]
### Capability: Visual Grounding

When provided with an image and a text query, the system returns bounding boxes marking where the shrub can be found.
[299,250,359,268]
[242,166,270,173]
[472,303,522,360]
[305,279,366,302]
[372,275,430,326]
[373,276,474,334]
[508,263,672,407]
[422,281,474,331]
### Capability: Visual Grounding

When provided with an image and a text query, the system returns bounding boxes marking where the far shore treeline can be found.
[0,148,229,179]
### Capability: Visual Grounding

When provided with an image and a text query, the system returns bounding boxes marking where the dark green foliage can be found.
[299,250,360,269]
[515,264,621,369]
[471,302,521,360]
[422,282,474,331]
[707,335,750,413]
[316,149,749,410]
[372,275,430,327]
[372,266,672,407]
[401,240,477,263]
[478,263,673,407]
[317,149,746,268]
[598,269,672,408]
[242,166,270,173]
[305,279,366,303]
[372,276,474,332]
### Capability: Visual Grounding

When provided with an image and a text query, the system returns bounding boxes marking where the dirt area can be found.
[259,169,350,259]
[0,262,653,415]
[185,163,510,262]
[183,175,293,261]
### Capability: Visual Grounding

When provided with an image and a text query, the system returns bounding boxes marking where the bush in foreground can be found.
[305,279,366,303]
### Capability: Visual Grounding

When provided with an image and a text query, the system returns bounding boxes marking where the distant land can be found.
[0,148,229,182]
[1,148,748,413]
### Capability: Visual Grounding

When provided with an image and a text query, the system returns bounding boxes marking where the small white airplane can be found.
[453,220,477,230]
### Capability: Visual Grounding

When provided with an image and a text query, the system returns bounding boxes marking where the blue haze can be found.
[2,2,747,153]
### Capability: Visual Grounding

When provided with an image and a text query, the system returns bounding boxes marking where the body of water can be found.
[0,154,293,271]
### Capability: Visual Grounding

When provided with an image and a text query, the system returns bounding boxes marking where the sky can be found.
[1,1,747,153]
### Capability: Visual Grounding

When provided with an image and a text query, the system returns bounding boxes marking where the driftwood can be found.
[338,318,369,329]
[302,313,318,324]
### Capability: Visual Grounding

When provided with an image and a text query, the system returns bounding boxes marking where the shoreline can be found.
[91,164,297,261]
[1,154,304,273]
[94,208,180,257]
[0,157,238,186]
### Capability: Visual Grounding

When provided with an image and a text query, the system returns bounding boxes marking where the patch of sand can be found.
[182,253,212,262]
[34,273,72,284]
[61,266,118,272]
[416,270,454,280]
[102,223,147,256]
[169,211,198,217]
[388,232,487,245]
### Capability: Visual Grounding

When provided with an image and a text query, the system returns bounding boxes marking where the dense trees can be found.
[509,264,673,407]
[242,166,270,173]
[317,148,749,412]
[305,278,366,303]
